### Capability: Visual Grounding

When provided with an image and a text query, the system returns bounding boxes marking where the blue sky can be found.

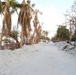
[1,0,75,37]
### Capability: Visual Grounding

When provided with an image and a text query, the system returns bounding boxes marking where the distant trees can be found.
[41,30,50,41]
[51,25,70,41]
[56,25,70,40]
[64,1,76,41]
[43,31,48,38]
[52,0,76,43]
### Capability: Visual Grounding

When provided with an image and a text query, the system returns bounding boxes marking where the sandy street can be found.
[0,42,76,75]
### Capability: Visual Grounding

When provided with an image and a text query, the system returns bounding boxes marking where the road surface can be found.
[0,42,76,75]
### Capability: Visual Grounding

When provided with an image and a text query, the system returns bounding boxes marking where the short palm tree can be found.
[32,9,42,43]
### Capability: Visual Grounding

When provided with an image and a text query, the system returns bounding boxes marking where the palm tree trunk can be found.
[20,31,24,48]
[69,23,72,42]
[74,26,76,46]
[0,33,2,49]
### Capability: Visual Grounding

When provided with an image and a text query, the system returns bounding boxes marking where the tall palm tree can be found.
[18,0,33,47]
[0,0,2,48]
[0,0,20,47]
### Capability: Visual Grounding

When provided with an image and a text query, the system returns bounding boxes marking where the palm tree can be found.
[36,24,42,43]
[17,0,34,47]
[2,0,19,36]
[0,0,2,47]
[31,9,42,43]
[0,0,42,49]
[0,33,2,49]
[0,0,20,47]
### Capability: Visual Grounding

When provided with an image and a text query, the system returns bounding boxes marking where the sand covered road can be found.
[0,42,76,75]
